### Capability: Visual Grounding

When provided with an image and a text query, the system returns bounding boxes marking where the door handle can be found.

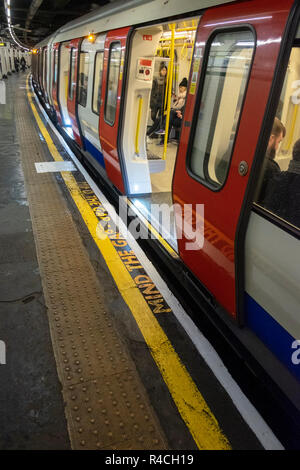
[238,161,248,176]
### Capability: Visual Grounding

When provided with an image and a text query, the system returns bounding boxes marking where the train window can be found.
[92,51,104,115]
[43,49,47,91]
[68,48,76,100]
[78,52,89,107]
[53,49,58,86]
[105,42,121,125]
[255,45,300,231]
[38,51,42,83]
[188,30,254,189]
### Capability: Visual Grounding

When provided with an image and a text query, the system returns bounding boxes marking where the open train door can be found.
[172,0,293,323]
[99,27,131,193]
[67,38,83,148]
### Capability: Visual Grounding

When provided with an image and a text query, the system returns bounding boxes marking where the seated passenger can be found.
[171,77,188,113]
[263,138,300,228]
[156,77,188,144]
[258,117,286,204]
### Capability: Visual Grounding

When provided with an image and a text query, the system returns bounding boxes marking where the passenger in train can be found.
[147,63,168,138]
[258,117,286,204]
[156,77,188,144]
[171,77,188,112]
[263,138,300,228]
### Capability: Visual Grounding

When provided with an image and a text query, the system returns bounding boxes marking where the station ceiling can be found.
[0,0,112,47]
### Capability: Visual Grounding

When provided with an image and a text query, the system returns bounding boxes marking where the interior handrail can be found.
[163,23,176,161]
[135,94,143,156]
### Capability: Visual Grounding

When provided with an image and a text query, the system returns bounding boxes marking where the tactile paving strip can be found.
[15,85,167,450]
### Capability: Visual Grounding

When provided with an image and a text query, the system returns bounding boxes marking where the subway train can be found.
[31,0,300,417]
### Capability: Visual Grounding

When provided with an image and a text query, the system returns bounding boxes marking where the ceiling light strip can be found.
[4,0,30,51]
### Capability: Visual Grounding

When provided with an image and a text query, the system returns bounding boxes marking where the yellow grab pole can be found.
[135,95,143,156]
[164,60,171,114]
[163,24,175,160]
[161,43,194,49]
[159,35,191,42]
[176,27,197,32]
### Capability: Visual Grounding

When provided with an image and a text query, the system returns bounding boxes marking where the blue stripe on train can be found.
[246,293,300,381]
[83,136,105,168]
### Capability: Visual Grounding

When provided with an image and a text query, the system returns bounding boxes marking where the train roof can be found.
[35,0,237,47]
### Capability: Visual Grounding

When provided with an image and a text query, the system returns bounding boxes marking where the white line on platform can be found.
[35,161,76,173]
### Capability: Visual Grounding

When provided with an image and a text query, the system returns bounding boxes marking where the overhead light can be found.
[88,32,96,43]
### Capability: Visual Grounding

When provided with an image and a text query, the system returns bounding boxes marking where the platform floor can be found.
[0,74,279,450]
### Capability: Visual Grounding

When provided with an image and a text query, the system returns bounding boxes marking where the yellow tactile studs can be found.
[15,83,167,450]
[65,374,163,449]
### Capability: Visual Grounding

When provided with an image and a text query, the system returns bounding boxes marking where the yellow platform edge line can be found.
[26,77,231,451]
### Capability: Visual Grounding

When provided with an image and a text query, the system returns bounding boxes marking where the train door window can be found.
[105,42,121,125]
[92,51,104,115]
[78,51,89,107]
[188,30,255,189]
[53,49,58,86]
[255,42,300,232]
[58,41,73,128]
[68,48,76,100]
[38,51,42,82]
[43,48,47,91]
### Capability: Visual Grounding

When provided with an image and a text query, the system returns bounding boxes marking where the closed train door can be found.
[172,0,294,322]
[42,46,48,102]
[67,38,83,147]
[99,27,131,193]
[77,34,106,168]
